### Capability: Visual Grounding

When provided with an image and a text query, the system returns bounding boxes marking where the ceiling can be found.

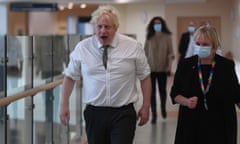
[0,0,206,4]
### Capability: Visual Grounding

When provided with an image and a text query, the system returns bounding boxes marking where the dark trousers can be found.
[150,72,167,118]
[84,103,137,144]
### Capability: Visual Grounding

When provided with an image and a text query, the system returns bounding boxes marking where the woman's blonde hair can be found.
[193,25,221,51]
[90,5,120,28]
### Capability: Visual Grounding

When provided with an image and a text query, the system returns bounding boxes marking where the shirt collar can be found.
[95,33,118,49]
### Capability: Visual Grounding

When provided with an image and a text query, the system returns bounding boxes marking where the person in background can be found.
[178,20,196,62]
[144,16,174,124]
[170,25,240,144]
[59,5,151,144]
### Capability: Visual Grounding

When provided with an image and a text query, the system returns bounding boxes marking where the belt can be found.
[86,103,134,111]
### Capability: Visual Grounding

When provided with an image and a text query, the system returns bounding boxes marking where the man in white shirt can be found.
[178,21,196,60]
[59,5,151,144]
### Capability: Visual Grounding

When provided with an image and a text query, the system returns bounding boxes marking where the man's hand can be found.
[60,104,70,126]
[137,106,150,126]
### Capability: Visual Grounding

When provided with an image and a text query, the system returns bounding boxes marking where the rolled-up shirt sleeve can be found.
[135,42,151,80]
[64,48,82,81]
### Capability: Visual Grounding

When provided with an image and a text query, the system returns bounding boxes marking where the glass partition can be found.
[6,36,33,144]
[52,35,68,144]
[0,35,7,144]
[32,36,54,144]
[0,35,86,144]
[6,36,24,93]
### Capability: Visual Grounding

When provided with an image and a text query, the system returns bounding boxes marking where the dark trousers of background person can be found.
[84,103,137,144]
[150,72,167,123]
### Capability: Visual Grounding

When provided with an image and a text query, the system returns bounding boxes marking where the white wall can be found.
[29,12,58,35]
[114,0,232,72]
[232,0,240,61]
[114,3,165,45]
[0,4,8,35]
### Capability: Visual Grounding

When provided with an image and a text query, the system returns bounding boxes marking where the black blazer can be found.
[170,54,240,144]
[178,32,191,59]
[171,54,240,104]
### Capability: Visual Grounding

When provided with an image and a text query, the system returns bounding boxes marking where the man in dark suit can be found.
[178,21,196,61]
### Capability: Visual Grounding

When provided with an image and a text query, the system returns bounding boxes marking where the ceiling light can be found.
[68,2,74,9]
[58,5,65,11]
[80,4,87,9]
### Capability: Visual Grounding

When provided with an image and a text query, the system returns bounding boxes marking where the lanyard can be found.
[197,59,215,110]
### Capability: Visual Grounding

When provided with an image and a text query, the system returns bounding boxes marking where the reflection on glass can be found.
[6,36,22,91]
[1,35,88,144]
[33,36,53,86]
[6,36,33,144]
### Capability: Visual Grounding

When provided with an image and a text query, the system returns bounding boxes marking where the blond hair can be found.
[193,25,221,51]
[90,5,120,28]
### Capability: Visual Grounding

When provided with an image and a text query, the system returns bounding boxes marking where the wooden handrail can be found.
[0,79,63,106]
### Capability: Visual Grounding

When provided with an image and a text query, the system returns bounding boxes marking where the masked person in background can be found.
[170,25,240,144]
[178,21,196,62]
[144,16,174,124]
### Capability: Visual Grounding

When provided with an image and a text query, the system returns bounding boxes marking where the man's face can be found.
[95,15,117,46]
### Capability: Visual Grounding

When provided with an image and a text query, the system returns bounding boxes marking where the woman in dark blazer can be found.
[170,25,240,144]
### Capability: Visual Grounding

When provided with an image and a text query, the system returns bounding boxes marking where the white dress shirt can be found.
[64,33,150,107]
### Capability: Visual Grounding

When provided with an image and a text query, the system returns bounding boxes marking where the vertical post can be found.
[0,36,8,144]
[25,36,34,144]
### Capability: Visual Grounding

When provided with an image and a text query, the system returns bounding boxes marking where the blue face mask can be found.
[188,26,195,33]
[153,24,162,32]
[194,44,211,58]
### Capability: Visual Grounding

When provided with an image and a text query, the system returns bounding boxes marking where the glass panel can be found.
[6,36,24,94]
[69,81,83,144]
[0,35,6,144]
[52,36,66,143]
[33,36,53,144]
[53,82,82,144]
[68,35,81,53]
[7,36,33,144]
[52,35,84,144]
[7,100,25,144]
[52,36,66,79]
[33,91,48,144]
[67,35,85,143]
[33,36,53,86]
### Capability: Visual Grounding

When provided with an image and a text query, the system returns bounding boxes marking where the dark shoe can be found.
[151,118,156,124]
[161,110,167,119]
[151,113,157,124]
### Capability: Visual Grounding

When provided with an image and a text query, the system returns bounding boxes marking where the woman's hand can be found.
[175,95,198,109]
[185,96,198,109]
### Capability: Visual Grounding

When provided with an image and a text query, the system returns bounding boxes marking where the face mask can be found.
[188,26,195,33]
[153,24,162,32]
[194,44,211,58]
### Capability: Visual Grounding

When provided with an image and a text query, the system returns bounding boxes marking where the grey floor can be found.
[134,114,177,144]
[134,112,240,144]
